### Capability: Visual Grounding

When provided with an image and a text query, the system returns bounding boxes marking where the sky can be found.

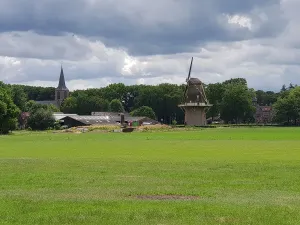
[0,0,299,91]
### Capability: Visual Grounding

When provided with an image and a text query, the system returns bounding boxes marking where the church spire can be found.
[57,65,68,90]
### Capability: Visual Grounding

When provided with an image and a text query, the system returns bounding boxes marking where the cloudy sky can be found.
[0,0,299,91]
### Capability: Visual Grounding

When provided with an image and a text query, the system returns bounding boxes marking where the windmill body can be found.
[178,57,212,126]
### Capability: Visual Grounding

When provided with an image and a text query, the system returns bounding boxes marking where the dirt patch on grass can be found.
[216,217,239,224]
[135,194,200,200]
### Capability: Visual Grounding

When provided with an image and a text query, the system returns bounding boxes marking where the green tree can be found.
[21,85,55,101]
[25,100,59,113]
[223,78,247,86]
[133,84,184,124]
[27,108,55,130]
[273,86,300,125]
[47,104,60,112]
[10,86,28,111]
[130,106,156,119]
[122,85,141,112]
[25,100,40,112]
[289,83,295,90]
[90,96,109,112]
[61,94,109,115]
[0,101,7,117]
[281,84,287,92]
[101,83,127,102]
[220,83,255,124]
[0,83,20,134]
[255,90,279,106]
[61,97,78,114]
[206,83,224,120]
[109,99,124,112]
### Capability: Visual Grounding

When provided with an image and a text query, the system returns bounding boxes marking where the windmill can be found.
[178,57,212,126]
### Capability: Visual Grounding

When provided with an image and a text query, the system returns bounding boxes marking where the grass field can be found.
[1,127,300,224]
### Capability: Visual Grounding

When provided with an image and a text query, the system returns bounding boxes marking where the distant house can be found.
[255,105,274,124]
[18,112,30,129]
[252,97,274,124]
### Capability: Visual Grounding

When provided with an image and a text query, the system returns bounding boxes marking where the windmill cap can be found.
[188,78,202,85]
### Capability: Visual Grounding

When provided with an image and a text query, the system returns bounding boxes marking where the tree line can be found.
[0,79,298,134]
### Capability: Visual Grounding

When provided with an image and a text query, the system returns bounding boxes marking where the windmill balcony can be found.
[178,102,213,107]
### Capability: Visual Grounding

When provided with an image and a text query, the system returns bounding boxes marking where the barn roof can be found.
[53,113,78,121]
[65,115,119,125]
[91,112,130,117]
[62,115,158,125]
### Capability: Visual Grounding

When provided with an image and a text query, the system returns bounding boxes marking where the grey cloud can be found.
[0,0,284,56]
[0,32,92,60]
[1,0,300,92]
[0,55,122,84]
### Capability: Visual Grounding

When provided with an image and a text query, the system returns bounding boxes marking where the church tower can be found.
[55,66,69,107]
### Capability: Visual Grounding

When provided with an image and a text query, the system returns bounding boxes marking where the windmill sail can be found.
[187,57,193,82]
[178,57,213,126]
[184,57,194,98]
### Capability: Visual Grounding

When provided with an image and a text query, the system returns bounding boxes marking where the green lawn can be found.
[1,128,300,224]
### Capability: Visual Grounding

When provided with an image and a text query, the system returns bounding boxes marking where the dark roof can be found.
[53,113,78,120]
[259,106,272,112]
[91,112,130,117]
[64,115,119,125]
[63,115,158,125]
[57,66,68,90]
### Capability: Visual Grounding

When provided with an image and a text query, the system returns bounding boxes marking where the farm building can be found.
[53,112,78,121]
[91,112,131,117]
[255,105,274,124]
[60,115,159,128]
[252,97,274,124]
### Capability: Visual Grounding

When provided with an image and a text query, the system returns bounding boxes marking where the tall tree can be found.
[60,97,78,114]
[273,86,300,125]
[27,108,55,130]
[289,83,295,90]
[18,85,55,101]
[281,84,287,92]
[132,84,184,124]
[61,94,109,115]
[206,83,224,120]
[0,83,20,134]
[223,78,247,86]
[101,83,127,102]
[10,86,28,111]
[25,100,59,113]
[109,99,124,112]
[130,106,156,120]
[220,83,255,124]
[255,90,278,106]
